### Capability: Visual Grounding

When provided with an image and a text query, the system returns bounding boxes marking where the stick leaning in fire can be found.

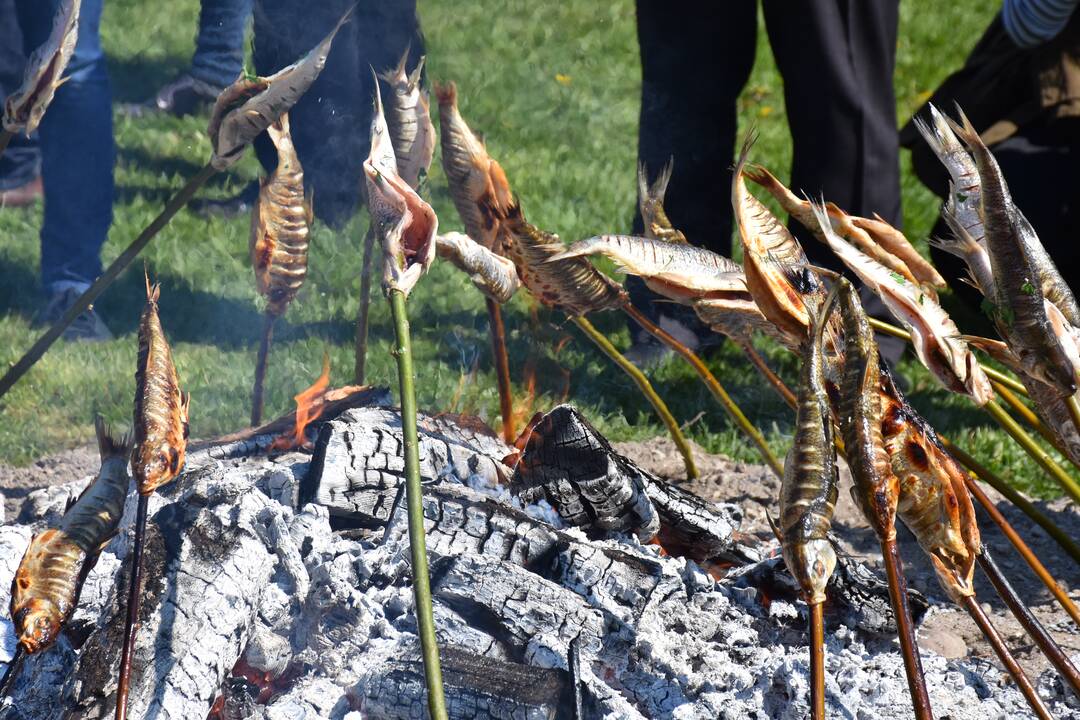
[0,7,350,403]
[362,80,448,720]
[115,275,190,720]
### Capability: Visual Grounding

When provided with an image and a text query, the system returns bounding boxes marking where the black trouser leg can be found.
[628,0,757,342]
[252,0,422,229]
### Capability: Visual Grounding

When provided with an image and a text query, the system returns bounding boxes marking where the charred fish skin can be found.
[832,279,900,542]
[379,49,436,191]
[435,231,521,304]
[10,417,132,654]
[779,293,839,605]
[638,159,686,244]
[133,278,190,496]
[250,113,311,318]
[955,116,1077,397]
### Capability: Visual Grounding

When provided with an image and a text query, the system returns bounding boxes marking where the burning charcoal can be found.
[302,407,511,526]
[726,548,930,636]
[358,643,570,719]
[510,405,659,541]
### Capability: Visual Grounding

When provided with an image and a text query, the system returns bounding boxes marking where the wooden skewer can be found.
[740,341,797,408]
[251,314,276,427]
[978,544,1080,698]
[486,298,515,444]
[961,594,1055,720]
[622,304,783,479]
[881,537,934,720]
[809,599,827,720]
[571,315,699,480]
[354,225,377,385]
[984,399,1080,504]
[115,494,149,720]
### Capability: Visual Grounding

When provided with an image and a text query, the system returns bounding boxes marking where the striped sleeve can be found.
[1002,0,1079,47]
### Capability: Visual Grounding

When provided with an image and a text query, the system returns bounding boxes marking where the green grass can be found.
[4,0,1066,499]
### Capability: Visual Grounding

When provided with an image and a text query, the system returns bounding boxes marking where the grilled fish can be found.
[365,81,437,298]
[880,371,979,602]
[11,417,131,654]
[954,113,1077,397]
[379,49,435,190]
[742,164,932,295]
[638,160,686,244]
[692,296,789,347]
[209,7,348,170]
[436,231,520,304]
[849,214,947,292]
[435,81,513,252]
[811,203,992,405]
[832,279,901,543]
[2,0,80,135]
[778,291,839,605]
[133,276,190,496]
[250,113,311,317]
[549,234,746,302]
[733,137,825,345]
[502,202,626,316]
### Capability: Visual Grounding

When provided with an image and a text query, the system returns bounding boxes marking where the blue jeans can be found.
[10,0,113,290]
[191,0,252,89]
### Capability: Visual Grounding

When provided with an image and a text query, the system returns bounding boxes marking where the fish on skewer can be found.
[733,136,826,345]
[777,289,839,720]
[379,48,436,191]
[435,81,513,252]
[436,231,520,304]
[742,164,938,296]
[849,213,947,293]
[249,112,312,426]
[116,276,190,720]
[953,113,1077,398]
[9,418,131,657]
[830,278,933,720]
[549,234,747,302]
[809,202,993,405]
[638,160,686,244]
[2,0,81,136]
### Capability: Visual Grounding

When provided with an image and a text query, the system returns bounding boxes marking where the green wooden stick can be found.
[0,163,217,400]
[984,399,1080,504]
[388,288,448,720]
[571,315,699,480]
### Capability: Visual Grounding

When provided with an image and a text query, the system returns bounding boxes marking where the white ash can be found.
[0,408,1075,719]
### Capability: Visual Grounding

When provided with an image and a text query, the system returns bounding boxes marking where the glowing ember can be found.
[271,353,331,451]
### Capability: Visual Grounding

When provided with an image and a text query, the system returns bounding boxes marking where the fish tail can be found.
[94,415,133,461]
[144,266,160,305]
[379,43,411,83]
[408,55,426,89]
[949,104,982,152]
[266,111,291,146]
[636,161,650,208]
[434,80,457,109]
[652,157,674,201]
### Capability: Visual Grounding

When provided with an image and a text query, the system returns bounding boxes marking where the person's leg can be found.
[190,0,252,89]
[763,0,901,254]
[627,0,758,356]
[0,0,40,196]
[17,0,113,334]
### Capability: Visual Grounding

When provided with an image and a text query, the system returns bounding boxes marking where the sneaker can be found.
[188,180,260,219]
[40,286,113,342]
[121,73,223,118]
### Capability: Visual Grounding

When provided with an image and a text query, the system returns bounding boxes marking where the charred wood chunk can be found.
[358,643,570,719]
[510,405,658,541]
[302,407,511,526]
[644,478,761,565]
[725,547,929,636]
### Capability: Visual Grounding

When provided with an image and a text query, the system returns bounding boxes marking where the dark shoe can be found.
[189,180,260,219]
[0,176,43,207]
[122,73,223,118]
[40,287,113,342]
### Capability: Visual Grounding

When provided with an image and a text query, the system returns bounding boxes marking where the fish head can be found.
[134,444,182,495]
[1020,349,1077,397]
[785,538,836,605]
[13,598,63,654]
[364,161,437,296]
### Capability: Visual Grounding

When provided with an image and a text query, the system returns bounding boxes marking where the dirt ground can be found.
[3,433,1077,681]
[616,436,1080,680]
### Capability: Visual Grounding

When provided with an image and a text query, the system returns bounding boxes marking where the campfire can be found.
[1,396,1075,719]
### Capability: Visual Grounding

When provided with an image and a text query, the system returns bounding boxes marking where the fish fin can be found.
[652,157,674,201]
[740,163,779,192]
[94,415,133,462]
[950,104,984,152]
[733,128,757,177]
[379,43,411,84]
[636,161,650,210]
[433,80,456,108]
[266,110,290,146]
[765,510,783,544]
[305,186,315,225]
[408,55,426,90]
[487,159,512,216]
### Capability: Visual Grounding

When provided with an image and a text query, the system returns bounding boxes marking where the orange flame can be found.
[271,353,331,451]
[509,360,538,437]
